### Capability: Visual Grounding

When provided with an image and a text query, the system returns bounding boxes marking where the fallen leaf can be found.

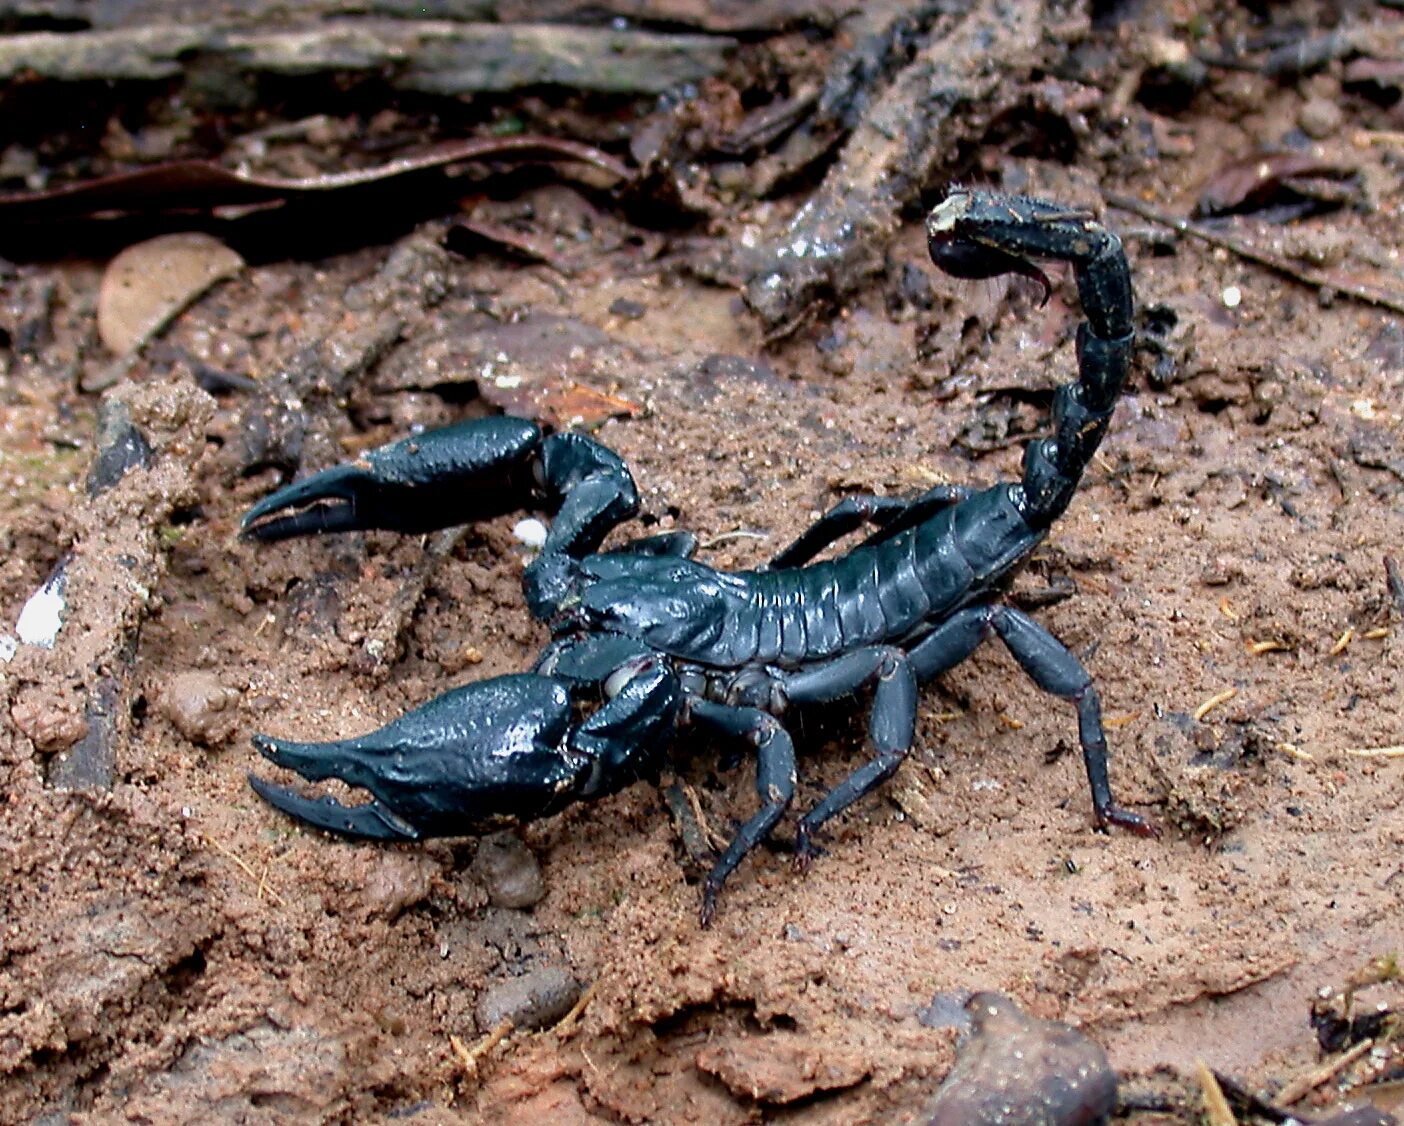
[97,232,244,354]
[0,137,629,225]
[478,378,640,429]
[1195,150,1359,217]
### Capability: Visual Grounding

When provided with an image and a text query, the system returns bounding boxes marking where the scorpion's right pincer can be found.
[242,188,1156,924]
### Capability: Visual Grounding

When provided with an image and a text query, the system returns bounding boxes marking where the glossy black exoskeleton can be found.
[243,190,1156,924]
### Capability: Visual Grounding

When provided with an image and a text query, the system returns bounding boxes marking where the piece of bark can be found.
[0,0,827,32]
[0,20,733,95]
[741,0,1044,338]
[6,374,214,787]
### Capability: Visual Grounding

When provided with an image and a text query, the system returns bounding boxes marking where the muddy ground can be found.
[1,1,1401,1122]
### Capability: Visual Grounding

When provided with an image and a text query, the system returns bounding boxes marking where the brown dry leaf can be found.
[97,232,244,354]
[478,379,640,429]
[1194,150,1358,217]
[0,138,629,225]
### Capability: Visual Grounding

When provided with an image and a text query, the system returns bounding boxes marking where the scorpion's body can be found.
[564,486,1033,671]
[242,190,1155,921]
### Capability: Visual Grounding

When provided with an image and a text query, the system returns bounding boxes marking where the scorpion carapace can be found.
[243,189,1155,924]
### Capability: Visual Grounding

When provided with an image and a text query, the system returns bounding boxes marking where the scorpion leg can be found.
[688,699,797,926]
[770,486,969,569]
[613,530,699,558]
[905,603,1156,836]
[778,647,919,864]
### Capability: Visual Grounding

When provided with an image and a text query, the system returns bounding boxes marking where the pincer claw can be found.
[248,766,420,840]
[249,674,590,840]
[240,417,544,542]
[241,464,392,542]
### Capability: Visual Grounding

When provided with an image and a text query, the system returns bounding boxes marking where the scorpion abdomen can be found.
[944,485,1046,583]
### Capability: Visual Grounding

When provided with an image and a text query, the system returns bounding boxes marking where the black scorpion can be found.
[243,190,1157,923]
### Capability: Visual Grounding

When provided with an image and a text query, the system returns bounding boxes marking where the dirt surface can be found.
[2,2,1402,1123]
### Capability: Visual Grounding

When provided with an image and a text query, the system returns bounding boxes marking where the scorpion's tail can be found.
[927,189,1135,529]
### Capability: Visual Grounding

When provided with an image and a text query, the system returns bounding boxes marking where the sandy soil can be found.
[1,3,1401,1123]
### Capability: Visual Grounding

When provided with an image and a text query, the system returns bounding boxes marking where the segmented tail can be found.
[927,190,1136,528]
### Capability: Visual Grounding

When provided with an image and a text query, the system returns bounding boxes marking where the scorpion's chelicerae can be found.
[244,190,1157,922]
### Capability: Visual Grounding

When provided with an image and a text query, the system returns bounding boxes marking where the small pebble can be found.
[1299,95,1344,139]
[921,992,1117,1125]
[477,964,580,1031]
[159,670,241,746]
[513,518,548,550]
[473,832,546,910]
[608,297,646,320]
[362,852,435,920]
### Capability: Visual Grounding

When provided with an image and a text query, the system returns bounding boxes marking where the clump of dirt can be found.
[2,1,1402,1123]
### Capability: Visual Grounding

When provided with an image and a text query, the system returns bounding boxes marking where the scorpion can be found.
[243,190,1156,923]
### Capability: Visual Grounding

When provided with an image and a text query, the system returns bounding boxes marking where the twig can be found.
[743,0,1042,336]
[1341,745,1404,758]
[1210,1071,1295,1123]
[0,21,733,96]
[357,526,468,674]
[1195,1060,1239,1126]
[699,530,768,550]
[1103,191,1404,317]
[448,1019,513,1078]
[1275,1038,1374,1106]
[1104,711,1142,730]
[549,980,599,1038]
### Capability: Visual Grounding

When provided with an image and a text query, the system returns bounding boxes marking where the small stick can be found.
[1195,1060,1239,1126]
[1354,128,1404,145]
[1104,191,1404,317]
[1104,711,1142,730]
[550,980,600,1037]
[1274,1038,1374,1106]
[1211,1070,1295,1123]
[449,1019,514,1077]
[1194,687,1238,721]
[1342,745,1404,758]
